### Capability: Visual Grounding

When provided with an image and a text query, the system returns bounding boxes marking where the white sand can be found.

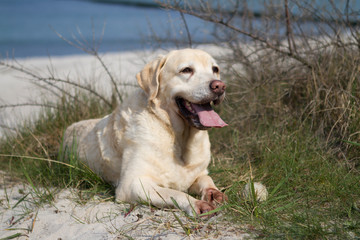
[0,176,249,239]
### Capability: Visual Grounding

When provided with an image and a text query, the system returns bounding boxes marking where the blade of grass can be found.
[0,233,23,240]
[0,154,85,172]
[343,140,360,147]
[9,216,26,227]
[268,177,288,199]
[198,204,231,218]
[170,197,191,236]
[30,210,39,233]
[4,187,10,209]
[22,169,39,196]
[249,179,258,218]
[12,193,30,209]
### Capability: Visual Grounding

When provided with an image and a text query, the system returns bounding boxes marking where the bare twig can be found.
[161,3,313,69]
[179,11,192,48]
[0,124,17,131]
[94,53,123,103]
[0,61,111,107]
[225,0,240,24]
[28,130,51,161]
[51,26,123,103]
[0,154,85,170]
[0,103,58,110]
[284,0,297,54]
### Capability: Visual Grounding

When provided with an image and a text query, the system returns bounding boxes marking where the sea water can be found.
[0,0,211,58]
[0,0,359,58]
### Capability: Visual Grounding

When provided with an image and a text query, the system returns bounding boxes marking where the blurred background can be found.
[0,0,210,57]
[2,0,359,58]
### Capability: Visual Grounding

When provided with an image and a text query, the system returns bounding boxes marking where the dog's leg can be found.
[188,175,227,205]
[117,178,216,216]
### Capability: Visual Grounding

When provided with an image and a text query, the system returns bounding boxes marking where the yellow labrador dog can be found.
[64,49,228,215]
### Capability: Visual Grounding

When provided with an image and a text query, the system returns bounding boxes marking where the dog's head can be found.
[136,48,227,130]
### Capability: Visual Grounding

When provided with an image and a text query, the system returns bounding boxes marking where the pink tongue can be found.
[191,103,228,128]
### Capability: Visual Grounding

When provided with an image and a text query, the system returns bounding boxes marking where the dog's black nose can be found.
[209,80,226,95]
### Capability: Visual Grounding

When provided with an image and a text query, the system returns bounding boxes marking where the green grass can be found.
[209,126,360,238]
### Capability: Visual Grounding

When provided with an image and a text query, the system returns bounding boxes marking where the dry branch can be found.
[160,1,314,69]
[0,60,111,107]
[52,27,123,103]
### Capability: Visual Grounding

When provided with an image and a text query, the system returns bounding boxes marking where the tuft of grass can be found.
[0,92,114,203]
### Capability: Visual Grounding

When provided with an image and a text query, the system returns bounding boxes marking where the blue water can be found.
[1,0,359,58]
[0,0,212,58]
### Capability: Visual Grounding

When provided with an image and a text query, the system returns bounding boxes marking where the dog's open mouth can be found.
[175,97,227,130]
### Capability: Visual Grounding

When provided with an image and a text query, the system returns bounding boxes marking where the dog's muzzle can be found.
[175,80,227,130]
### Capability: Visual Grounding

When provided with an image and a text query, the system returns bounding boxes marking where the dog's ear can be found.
[136,55,167,101]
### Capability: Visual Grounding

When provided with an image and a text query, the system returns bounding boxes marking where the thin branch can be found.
[0,154,85,170]
[0,124,17,131]
[1,59,82,104]
[0,60,111,107]
[51,26,123,103]
[0,103,58,110]
[163,5,313,69]
[179,11,192,48]
[37,79,81,104]
[284,0,297,54]
[225,1,240,24]
[94,53,123,103]
[31,81,62,99]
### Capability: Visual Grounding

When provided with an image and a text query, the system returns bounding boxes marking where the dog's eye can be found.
[180,67,193,74]
[212,66,219,74]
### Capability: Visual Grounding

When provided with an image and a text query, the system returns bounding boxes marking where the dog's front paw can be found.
[195,200,216,216]
[202,188,228,205]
